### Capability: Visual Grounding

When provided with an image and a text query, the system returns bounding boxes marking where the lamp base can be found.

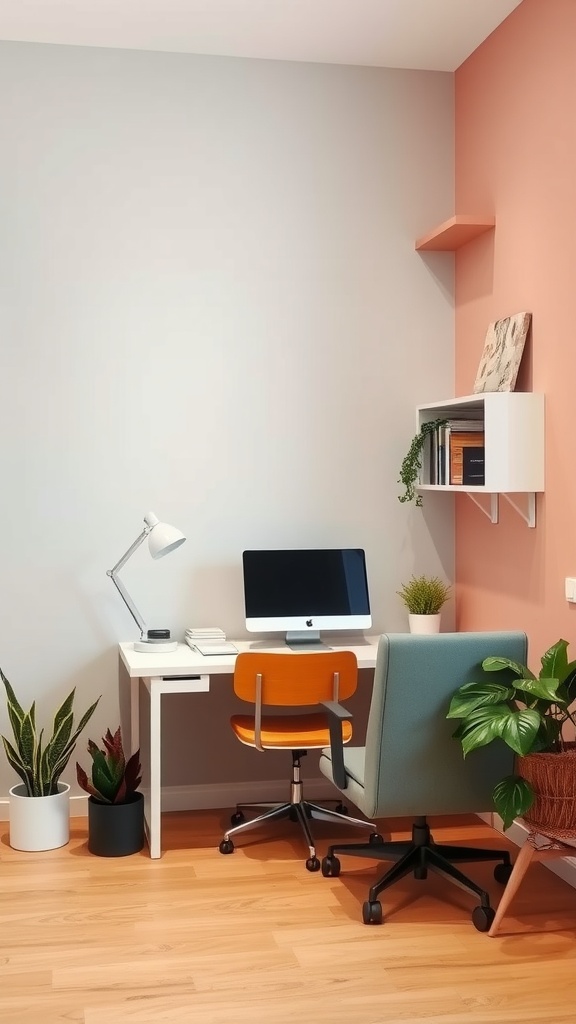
[134,639,179,653]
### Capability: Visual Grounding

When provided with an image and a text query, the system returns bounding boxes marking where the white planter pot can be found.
[408,613,441,635]
[8,782,70,852]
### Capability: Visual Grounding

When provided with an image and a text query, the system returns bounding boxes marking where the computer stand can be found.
[285,630,332,651]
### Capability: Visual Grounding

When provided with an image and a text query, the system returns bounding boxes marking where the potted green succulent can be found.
[447,638,576,832]
[1,668,100,851]
[398,418,447,505]
[76,726,143,856]
[397,574,451,634]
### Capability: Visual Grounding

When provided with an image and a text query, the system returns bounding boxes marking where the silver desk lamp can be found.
[107,511,186,653]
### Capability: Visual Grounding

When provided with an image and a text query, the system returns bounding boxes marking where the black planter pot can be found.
[88,792,144,857]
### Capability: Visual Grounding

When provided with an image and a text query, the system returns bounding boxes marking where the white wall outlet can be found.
[565,578,576,603]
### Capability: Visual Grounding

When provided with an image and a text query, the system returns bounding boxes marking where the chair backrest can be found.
[233,650,358,707]
[361,631,527,818]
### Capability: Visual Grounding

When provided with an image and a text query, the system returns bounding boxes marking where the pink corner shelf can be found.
[415,215,495,252]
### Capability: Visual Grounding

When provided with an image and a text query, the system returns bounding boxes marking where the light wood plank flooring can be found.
[1,810,576,1024]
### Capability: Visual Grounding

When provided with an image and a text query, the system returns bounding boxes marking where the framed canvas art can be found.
[473,312,531,394]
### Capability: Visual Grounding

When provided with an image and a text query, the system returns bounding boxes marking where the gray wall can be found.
[0,42,455,802]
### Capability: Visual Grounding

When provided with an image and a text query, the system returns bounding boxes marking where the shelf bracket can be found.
[465,492,537,527]
[466,492,499,524]
[501,492,537,528]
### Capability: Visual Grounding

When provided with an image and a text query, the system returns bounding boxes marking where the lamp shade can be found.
[144,512,186,559]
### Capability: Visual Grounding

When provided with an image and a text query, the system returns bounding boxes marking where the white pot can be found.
[408,613,441,635]
[8,782,70,851]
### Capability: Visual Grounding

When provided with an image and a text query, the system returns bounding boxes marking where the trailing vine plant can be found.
[397,418,447,506]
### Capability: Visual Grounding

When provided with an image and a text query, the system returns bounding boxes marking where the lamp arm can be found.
[107,527,149,576]
[107,572,147,638]
[106,527,151,638]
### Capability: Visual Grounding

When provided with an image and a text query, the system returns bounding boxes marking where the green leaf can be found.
[499,708,541,755]
[53,689,76,733]
[44,711,74,772]
[512,676,563,702]
[1,736,33,794]
[457,704,511,755]
[72,698,101,742]
[92,761,117,801]
[34,729,45,796]
[482,656,536,680]
[446,681,513,719]
[540,639,569,682]
[19,712,37,775]
[1,669,25,720]
[493,775,534,831]
[90,747,115,785]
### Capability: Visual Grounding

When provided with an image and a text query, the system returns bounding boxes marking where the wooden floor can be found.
[1,810,576,1024]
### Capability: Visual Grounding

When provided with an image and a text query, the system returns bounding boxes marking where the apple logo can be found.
[306,619,313,627]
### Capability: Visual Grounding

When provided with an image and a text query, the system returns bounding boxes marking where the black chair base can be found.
[322,815,513,930]
[218,750,377,870]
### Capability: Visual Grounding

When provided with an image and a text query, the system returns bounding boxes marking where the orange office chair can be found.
[218,650,378,870]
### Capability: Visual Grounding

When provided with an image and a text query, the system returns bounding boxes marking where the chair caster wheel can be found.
[230,811,245,826]
[335,803,348,815]
[219,839,235,855]
[472,905,495,932]
[362,900,383,925]
[306,857,320,872]
[494,862,513,884]
[321,855,341,877]
[369,832,383,845]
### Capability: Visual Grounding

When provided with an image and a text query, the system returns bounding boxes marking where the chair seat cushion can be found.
[231,713,353,749]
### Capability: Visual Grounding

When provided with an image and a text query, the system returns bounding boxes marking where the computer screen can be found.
[242,548,371,646]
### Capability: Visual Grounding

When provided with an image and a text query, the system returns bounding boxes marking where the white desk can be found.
[119,636,380,858]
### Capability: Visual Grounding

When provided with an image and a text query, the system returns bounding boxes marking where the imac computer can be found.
[242,548,371,648]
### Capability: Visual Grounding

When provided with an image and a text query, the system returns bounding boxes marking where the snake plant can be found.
[1,668,100,797]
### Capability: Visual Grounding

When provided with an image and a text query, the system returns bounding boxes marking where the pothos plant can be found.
[446,638,576,830]
[398,418,447,505]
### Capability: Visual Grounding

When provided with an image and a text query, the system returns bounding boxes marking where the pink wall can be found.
[454,0,576,659]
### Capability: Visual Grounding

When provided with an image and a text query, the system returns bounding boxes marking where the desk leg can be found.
[130,676,140,753]
[142,677,163,859]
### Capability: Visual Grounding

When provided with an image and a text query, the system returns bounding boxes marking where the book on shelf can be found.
[423,417,483,485]
[462,446,485,486]
[443,419,483,485]
[443,419,483,431]
[450,431,485,485]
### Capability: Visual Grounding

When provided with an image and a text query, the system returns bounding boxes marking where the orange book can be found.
[450,432,485,485]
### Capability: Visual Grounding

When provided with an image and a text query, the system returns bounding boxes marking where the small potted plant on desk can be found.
[397,574,451,634]
[76,727,144,856]
[447,638,576,834]
[1,668,100,851]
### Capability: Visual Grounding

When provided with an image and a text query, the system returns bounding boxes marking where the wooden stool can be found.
[489,827,576,936]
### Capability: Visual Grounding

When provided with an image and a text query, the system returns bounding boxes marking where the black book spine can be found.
[462,446,485,486]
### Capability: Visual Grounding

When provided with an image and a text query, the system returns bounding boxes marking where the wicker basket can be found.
[517,746,576,835]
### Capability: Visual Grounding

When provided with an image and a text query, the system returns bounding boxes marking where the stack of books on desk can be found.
[185,628,237,656]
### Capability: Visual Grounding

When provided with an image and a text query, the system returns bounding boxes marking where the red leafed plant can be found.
[76,727,141,804]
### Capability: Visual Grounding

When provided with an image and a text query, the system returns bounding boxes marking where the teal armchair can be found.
[319,631,527,931]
